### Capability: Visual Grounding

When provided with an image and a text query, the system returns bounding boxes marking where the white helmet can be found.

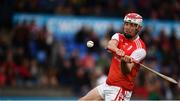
[124,13,143,26]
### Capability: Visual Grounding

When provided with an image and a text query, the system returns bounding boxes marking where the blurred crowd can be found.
[0,0,179,100]
[14,0,180,20]
[0,0,180,22]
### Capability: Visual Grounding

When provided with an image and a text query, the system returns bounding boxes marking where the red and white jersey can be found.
[106,33,146,91]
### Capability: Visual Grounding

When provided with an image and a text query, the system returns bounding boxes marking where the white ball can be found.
[87,40,94,48]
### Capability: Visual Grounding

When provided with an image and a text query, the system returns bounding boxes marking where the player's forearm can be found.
[121,60,134,74]
[107,44,119,54]
[107,40,119,53]
[121,60,130,74]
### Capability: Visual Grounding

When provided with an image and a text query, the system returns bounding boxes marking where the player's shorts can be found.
[96,83,132,101]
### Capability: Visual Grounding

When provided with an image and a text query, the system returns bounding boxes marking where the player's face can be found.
[123,22,140,36]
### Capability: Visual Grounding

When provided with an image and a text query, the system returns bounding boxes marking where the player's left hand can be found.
[122,55,133,63]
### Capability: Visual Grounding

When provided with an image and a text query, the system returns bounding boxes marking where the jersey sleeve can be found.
[130,48,146,63]
[111,33,119,41]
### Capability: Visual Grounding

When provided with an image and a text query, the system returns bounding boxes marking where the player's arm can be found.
[106,34,125,57]
[121,49,146,74]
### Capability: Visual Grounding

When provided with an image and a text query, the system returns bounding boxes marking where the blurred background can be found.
[0,0,180,100]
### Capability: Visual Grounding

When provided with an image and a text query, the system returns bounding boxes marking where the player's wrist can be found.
[123,55,133,63]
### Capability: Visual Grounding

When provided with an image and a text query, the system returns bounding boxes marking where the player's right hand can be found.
[115,48,125,57]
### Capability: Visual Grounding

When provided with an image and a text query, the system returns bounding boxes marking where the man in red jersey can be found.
[79,13,146,101]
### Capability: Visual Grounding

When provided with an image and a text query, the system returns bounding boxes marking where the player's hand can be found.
[115,48,125,57]
[121,55,133,63]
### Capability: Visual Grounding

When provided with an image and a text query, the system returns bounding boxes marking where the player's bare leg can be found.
[79,87,103,101]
